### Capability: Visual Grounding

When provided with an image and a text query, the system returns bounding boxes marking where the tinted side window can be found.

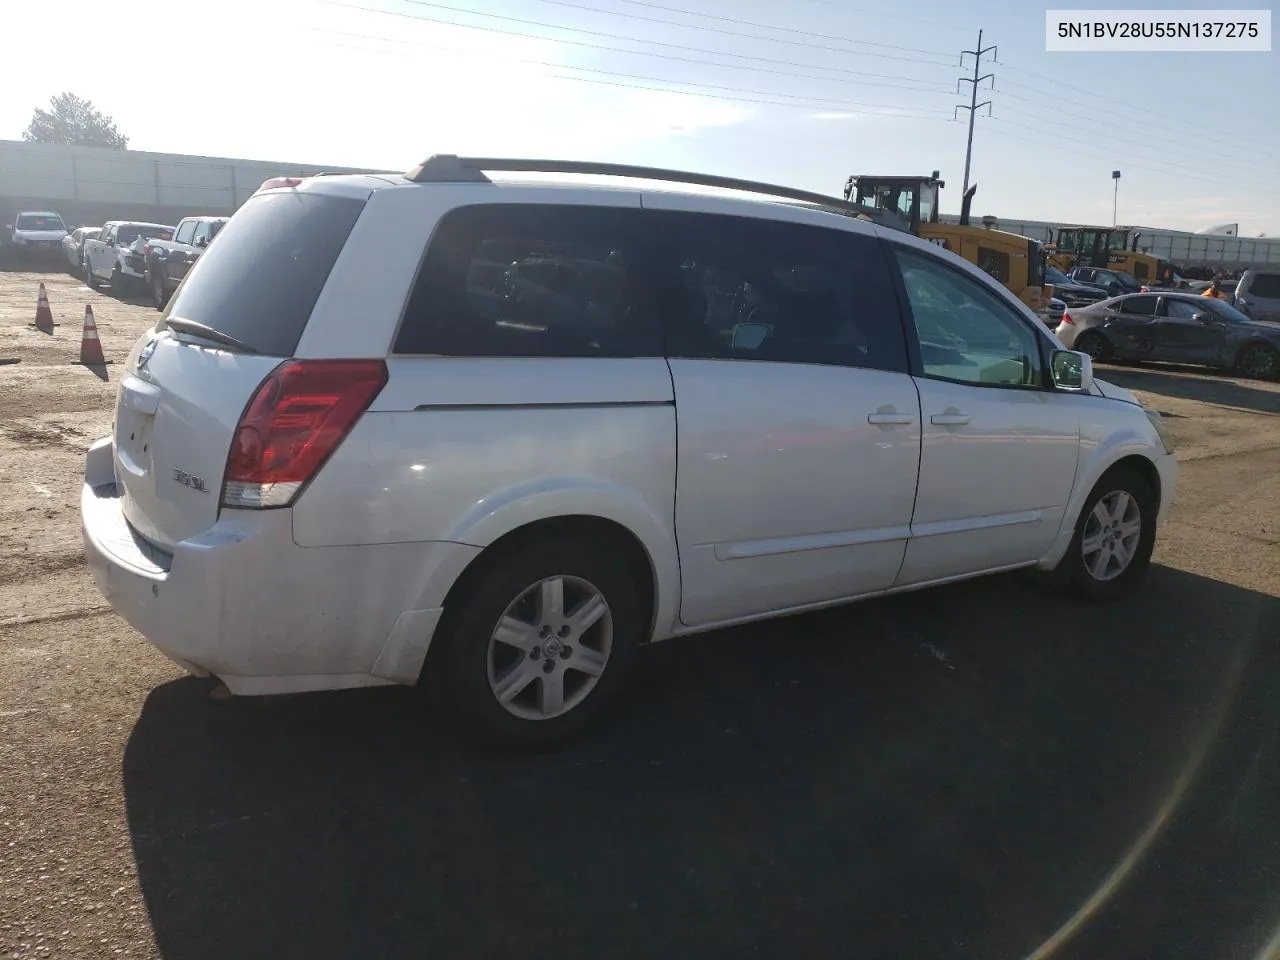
[1163,299,1201,320]
[1119,295,1158,315]
[653,212,908,373]
[174,221,196,245]
[396,204,657,358]
[192,220,214,245]
[163,192,364,357]
[892,246,1043,388]
[1248,273,1280,298]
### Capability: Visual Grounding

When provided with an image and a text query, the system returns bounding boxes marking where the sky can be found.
[3,0,1277,234]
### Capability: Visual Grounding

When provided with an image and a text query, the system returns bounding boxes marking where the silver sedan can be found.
[1056,291,1280,380]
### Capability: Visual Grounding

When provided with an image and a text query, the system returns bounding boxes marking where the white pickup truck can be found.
[83,221,174,294]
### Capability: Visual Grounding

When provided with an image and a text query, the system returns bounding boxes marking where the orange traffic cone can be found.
[32,282,55,332]
[77,305,108,366]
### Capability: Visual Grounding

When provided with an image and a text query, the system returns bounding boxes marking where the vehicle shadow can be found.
[123,567,1280,960]
[1099,364,1280,414]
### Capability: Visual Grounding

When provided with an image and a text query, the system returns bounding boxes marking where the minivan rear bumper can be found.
[80,437,479,696]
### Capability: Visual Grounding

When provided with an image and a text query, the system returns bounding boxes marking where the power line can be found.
[610,0,957,58]
[980,123,1280,196]
[310,27,953,118]
[996,67,1280,159]
[539,0,958,66]
[992,102,1275,179]
[987,116,1270,185]
[319,0,956,94]
[787,0,971,32]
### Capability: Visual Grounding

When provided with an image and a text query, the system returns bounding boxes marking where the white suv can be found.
[81,156,1177,746]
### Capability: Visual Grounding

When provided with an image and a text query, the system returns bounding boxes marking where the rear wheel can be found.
[1074,331,1112,363]
[426,538,642,749]
[1053,466,1157,601]
[1236,342,1278,381]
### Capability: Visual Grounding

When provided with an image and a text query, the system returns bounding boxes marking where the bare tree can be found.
[23,93,129,148]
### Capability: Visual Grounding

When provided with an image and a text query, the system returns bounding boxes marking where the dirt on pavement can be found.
[1,267,1278,960]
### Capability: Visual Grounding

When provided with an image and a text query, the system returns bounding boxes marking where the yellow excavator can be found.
[1049,226,1177,285]
[843,172,1053,314]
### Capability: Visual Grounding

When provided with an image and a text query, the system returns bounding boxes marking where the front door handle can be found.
[868,411,915,425]
[930,412,971,426]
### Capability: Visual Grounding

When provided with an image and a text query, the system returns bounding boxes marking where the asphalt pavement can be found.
[121,566,1279,960]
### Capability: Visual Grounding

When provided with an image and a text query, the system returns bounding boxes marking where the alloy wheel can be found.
[1081,491,1143,581]
[486,575,613,720]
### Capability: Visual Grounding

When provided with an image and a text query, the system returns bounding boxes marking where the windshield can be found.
[116,225,174,244]
[16,214,65,231]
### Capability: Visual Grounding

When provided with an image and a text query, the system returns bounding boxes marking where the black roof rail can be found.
[404,154,911,233]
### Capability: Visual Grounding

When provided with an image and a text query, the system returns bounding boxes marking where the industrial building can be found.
[938,213,1280,270]
[3,138,1276,269]
[0,139,386,231]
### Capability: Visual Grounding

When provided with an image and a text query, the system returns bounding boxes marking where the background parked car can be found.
[6,210,68,260]
[62,226,101,273]
[1055,291,1280,380]
[83,221,175,294]
[1067,265,1143,297]
[1234,269,1280,324]
[1045,265,1110,308]
[143,215,229,309]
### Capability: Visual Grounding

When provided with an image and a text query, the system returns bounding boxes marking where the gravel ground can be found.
[1,267,1278,960]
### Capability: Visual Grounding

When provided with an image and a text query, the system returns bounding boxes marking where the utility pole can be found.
[1112,170,1121,226]
[956,30,997,197]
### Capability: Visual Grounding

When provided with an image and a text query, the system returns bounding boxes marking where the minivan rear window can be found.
[162,192,364,357]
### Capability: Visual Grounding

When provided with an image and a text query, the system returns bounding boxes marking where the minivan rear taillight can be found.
[221,359,387,508]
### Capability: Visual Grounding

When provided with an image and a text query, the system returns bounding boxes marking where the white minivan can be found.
[81,157,1177,747]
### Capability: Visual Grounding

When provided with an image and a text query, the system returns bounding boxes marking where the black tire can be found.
[1236,342,1279,381]
[149,268,169,311]
[1074,330,1112,363]
[426,537,643,749]
[84,260,99,290]
[1053,466,1157,602]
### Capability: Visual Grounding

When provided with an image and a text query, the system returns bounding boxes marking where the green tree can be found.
[22,93,128,148]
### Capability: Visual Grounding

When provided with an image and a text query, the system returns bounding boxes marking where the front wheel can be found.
[1053,466,1157,601]
[426,538,643,748]
[84,260,99,290]
[1236,342,1278,381]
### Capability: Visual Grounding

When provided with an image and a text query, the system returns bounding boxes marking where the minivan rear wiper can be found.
[162,317,259,354]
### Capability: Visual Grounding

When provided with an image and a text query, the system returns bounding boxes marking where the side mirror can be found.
[193,236,207,248]
[1192,311,1214,324]
[1051,349,1094,392]
[730,322,772,351]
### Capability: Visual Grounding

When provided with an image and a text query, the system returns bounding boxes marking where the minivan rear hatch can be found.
[112,189,366,549]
